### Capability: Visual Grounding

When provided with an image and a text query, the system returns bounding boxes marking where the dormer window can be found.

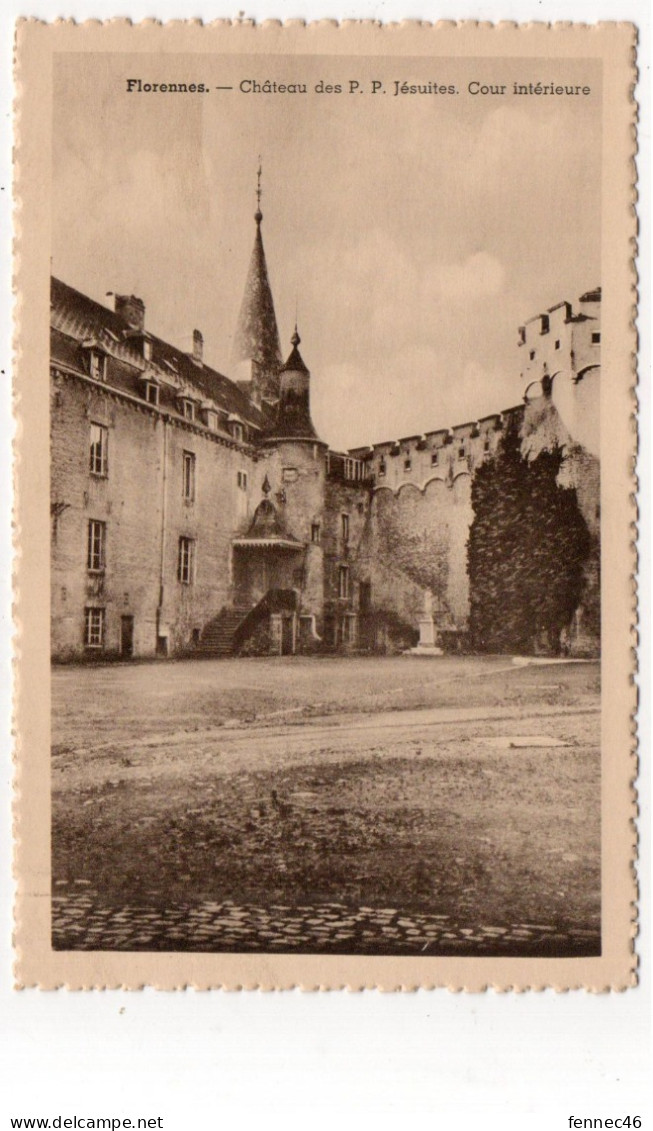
[143,339,153,361]
[88,350,107,382]
[204,409,218,431]
[181,398,195,422]
[230,420,244,442]
[143,380,159,407]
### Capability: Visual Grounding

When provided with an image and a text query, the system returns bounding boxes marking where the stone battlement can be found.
[349,287,600,494]
[349,407,524,493]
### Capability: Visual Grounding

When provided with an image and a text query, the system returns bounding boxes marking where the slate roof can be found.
[262,331,321,442]
[280,341,309,375]
[231,218,283,374]
[50,276,272,436]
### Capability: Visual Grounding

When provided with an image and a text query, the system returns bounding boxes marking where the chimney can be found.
[114,294,145,331]
[192,329,204,365]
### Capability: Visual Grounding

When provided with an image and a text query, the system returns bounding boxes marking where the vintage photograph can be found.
[47,47,604,959]
[12,20,637,988]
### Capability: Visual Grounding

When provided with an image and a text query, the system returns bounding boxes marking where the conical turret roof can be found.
[280,326,309,374]
[263,328,321,443]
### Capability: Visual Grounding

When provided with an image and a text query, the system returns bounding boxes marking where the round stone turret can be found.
[265,327,322,443]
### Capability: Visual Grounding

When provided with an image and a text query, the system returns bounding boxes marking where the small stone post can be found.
[269,613,283,655]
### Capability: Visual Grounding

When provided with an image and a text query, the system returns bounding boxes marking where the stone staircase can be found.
[197,607,249,657]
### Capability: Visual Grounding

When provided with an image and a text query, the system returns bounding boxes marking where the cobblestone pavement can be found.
[52,893,599,956]
[52,661,601,957]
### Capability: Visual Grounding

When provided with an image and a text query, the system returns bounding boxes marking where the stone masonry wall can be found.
[358,476,472,632]
[262,441,327,624]
[322,476,372,642]
[50,370,263,659]
[51,373,162,659]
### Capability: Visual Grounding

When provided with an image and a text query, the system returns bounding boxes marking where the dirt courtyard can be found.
[51,655,601,955]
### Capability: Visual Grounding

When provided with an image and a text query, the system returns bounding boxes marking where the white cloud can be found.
[423,252,506,305]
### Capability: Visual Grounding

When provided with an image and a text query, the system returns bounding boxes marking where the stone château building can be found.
[50,191,601,660]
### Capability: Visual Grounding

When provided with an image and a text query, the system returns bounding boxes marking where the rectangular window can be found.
[87,520,106,572]
[145,383,159,406]
[311,522,321,544]
[338,565,349,599]
[458,443,466,460]
[554,339,561,350]
[143,339,153,361]
[342,615,357,644]
[178,537,195,585]
[592,331,601,344]
[84,607,105,649]
[89,351,106,382]
[404,457,412,472]
[378,460,386,477]
[205,410,218,431]
[483,436,491,453]
[89,423,108,476]
[341,513,349,543]
[183,400,195,421]
[529,349,536,361]
[237,471,248,491]
[431,450,439,466]
[182,451,196,501]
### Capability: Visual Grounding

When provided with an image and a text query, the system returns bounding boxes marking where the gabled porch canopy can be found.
[232,493,304,552]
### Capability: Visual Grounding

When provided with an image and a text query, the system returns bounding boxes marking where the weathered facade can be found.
[50,199,601,660]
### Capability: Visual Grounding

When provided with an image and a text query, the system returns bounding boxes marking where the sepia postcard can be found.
[13,19,637,990]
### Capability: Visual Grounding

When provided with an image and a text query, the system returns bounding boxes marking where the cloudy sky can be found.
[52,52,601,450]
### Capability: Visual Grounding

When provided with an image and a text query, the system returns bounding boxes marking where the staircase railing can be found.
[232,588,298,653]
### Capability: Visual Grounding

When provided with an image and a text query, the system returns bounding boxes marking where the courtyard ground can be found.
[51,655,601,955]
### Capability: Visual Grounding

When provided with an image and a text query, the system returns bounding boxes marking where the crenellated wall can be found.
[344,363,599,653]
[350,412,506,496]
[345,412,515,639]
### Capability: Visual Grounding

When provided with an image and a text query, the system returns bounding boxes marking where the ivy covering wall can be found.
[467,416,591,654]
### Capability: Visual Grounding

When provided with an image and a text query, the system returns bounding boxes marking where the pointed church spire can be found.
[255,158,263,224]
[231,163,282,403]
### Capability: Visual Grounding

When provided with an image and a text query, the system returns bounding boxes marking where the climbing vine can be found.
[376,490,450,604]
[467,415,591,653]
